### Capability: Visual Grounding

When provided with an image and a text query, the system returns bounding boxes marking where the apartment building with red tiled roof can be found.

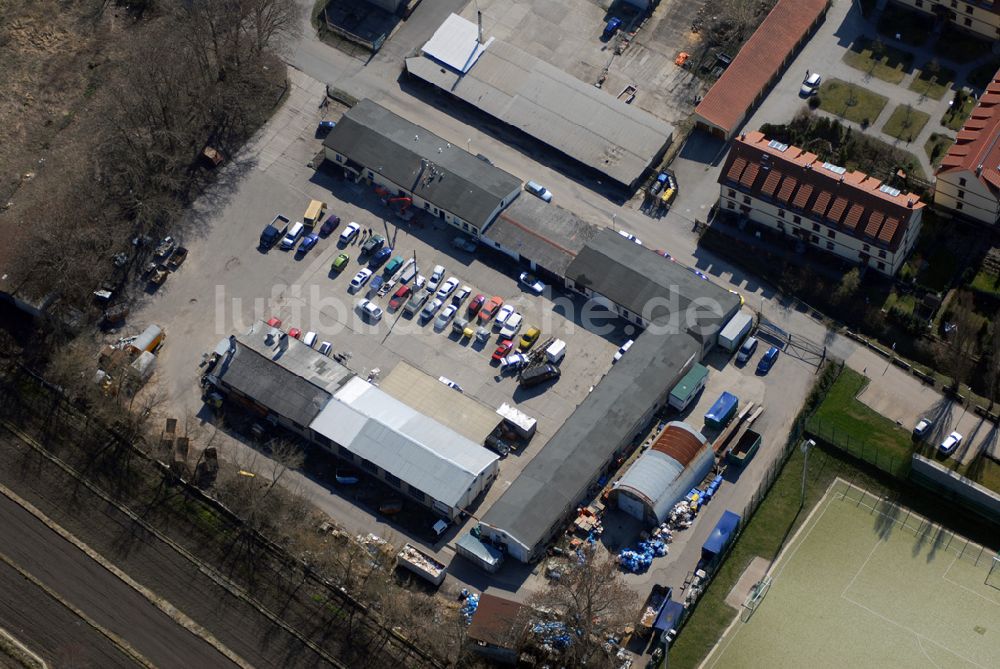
[890,0,1000,40]
[934,69,1000,224]
[692,0,829,139]
[718,131,925,275]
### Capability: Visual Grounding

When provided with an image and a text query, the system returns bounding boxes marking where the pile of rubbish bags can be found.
[459,589,480,624]
[618,538,668,573]
[532,621,572,650]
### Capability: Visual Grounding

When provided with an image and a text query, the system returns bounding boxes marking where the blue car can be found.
[369,246,392,269]
[297,232,320,254]
[757,346,779,374]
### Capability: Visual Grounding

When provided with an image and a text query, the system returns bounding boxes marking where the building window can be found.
[827,230,835,239]
[743,195,751,205]
[361,458,377,473]
[314,434,330,447]
[777,221,785,229]
[826,241,834,250]
[793,215,802,224]
[863,243,870,252]
[965,5,973,13]
[408,485,425,502]
[877,261,886,270]
[335,155,343,163]
[385,473,401,488]
[879,250,887,259]
[727,189,736,198]
[811,235,819,243]
[367,170,374,179]
[956,202,964,210]
[812,223,820,232]
[964,17,972,26]
[914,0,922,6]
[727,201,735,210]
[957,190,965,199]
[959,177,967,186]
[950,0,957,7]
[778,209,786,218]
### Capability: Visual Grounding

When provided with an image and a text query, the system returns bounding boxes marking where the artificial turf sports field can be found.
[705,479,1000,669]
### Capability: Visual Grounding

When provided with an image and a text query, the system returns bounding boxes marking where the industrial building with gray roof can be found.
[405,13,674,190]
[479,329,702,562]
[322,99,522,233]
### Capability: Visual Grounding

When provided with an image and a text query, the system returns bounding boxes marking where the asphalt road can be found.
[0,491,239,669]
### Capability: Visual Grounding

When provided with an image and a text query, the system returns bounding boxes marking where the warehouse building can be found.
[322,99,522,236]
[405,13,674,191]
[612,422,714,525]
[479,329,702,562]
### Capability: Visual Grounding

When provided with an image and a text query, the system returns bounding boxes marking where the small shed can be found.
[668,363,708,411]
[456,532,504,573]
[704,392,738,429]
[467,593,528,665]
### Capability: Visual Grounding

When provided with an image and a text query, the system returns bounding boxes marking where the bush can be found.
[808,96,821,109]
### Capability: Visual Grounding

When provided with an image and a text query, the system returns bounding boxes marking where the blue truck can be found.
[259,214,289,250]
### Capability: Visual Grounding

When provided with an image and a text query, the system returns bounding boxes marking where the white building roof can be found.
[309,377,498,508]
[422,12,493,74]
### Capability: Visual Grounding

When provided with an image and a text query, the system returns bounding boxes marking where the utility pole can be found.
[800,439,816,508]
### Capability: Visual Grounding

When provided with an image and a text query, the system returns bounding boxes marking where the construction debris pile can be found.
[532,621,572,651]
[618,538,669,574]
[459,589,480,624]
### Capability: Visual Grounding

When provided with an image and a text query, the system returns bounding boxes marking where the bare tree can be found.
[942,291,978,390]
[984,322,1000,409]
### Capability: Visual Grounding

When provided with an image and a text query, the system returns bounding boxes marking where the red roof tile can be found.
[719,131,924,251]
[740,162,760,188]
[693,0,829,136]
[761,169,783,197]
[937,67,1000,198]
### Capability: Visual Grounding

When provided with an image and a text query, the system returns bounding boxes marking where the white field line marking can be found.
[917,635,945,669]
[941,554,1000,608]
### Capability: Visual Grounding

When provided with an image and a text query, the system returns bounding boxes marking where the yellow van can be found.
[303,199,327,227]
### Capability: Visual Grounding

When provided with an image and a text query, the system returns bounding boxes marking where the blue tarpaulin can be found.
[701,510,741,560]
[704,392,738,428]
[653,599,686,632]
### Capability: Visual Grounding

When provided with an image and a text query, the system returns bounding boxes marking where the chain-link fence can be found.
[805,415,909,478]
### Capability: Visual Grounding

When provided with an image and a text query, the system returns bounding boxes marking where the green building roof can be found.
[670,363,708,403]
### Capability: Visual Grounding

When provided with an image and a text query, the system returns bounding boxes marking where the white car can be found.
[800,72,821,97]
[356,298,383,322]
[434,305,458,331]
[420,297,443,321]
[302,331,317,348]
[436,277,460,299]
[349,268,373,292]
[339,221,361,244]
[613,339,634,362]
[939,431,962,455]
[438,376,463,392]
[519,272,545,295]
[427,265,446,292]
[317,341,333,356]
[525,180,552,202]
[453,286,472,305]
[413,274,426,290]
[499,352,528,372]
[499,312,523,338]
[493,304,516,330]
[618,229,642,245]
[913,417,933,440]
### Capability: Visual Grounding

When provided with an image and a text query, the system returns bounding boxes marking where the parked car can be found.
[339,222,361,244]
[349,268,373,292]
[280,221,305,250]
[388,285,411,311]
[331,253,350,273]
[519,272,545,295]
[361,234,385,256]
[369,246,392,268]
[913,417,934,440]
[297,232,320,254]
[266,316,282,328]
[384,255,405,276]
[428,265,446,292]
[525,180,552,202]
[617,229,642,245]
[499,312,523,338]
[319,215,341,237]
[479,296,504,322]
[613,339,634,363]
[737,336,759,364]
[288,327,302,339]
[939,431,962,455]
[499,352,528,373]
[452,286,471,305]
[493,304,515,330]
[356,298,383,322]
[800,72,821,97]
[302,331,317,348]
[421,297,444,321]
[438,376,463,392]
[492,339,515,362]
[366,275,384,298]
[519,327,541,351]
[437,277,460,299]
[520,363,560,388]
[452,236,479,253]
[757,346,780,374]
[468,294,486,317]
[318,341,332,356]
[434,305,458,331]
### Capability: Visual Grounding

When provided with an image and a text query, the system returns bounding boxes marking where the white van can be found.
[545,339,566,364]
[737,336,758,364]
[280,221,304,249]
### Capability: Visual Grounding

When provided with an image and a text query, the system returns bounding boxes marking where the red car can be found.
[388,285,411,311]
[467,294,486,317]
[492,339,514,362]
[478,296,504,323]
[288,327,302,339]
[266,316,282,327]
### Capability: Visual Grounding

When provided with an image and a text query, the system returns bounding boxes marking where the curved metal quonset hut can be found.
[613,422,713,525]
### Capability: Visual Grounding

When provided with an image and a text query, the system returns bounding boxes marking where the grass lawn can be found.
[842,38,914,84]
[965,456,1000,495]
[908,62,955,100]
[883,290,917,315]
[817,79,888,126]
[806,367,914,473]
[924,132,954,167]
[933,25,993,64]
[882,104,929,142]
[876,4,933,46]
[971,270,1000,297]
[942,95,976,131]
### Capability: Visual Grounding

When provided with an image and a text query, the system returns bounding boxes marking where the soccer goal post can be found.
[741,575,773,622]
[987,554,1000,591]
